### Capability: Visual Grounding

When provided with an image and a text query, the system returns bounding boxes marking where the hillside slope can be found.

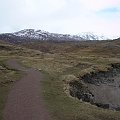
[0,39,120,120]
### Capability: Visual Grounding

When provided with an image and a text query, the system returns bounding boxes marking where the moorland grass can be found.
[20,48,120,120]
[1,40,120,120]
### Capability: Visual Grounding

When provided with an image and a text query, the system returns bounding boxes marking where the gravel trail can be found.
[4,59,51,120]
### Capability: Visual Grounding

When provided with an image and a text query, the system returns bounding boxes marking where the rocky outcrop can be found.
[81,63,120,85]
[69,63,120,110]
[69,80,94,102]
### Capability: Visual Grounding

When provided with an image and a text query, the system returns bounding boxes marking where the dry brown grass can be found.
[0,39,120,120]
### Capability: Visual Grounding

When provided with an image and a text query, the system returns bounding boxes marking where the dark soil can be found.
[3,59,51,120]
[69,63,120,110]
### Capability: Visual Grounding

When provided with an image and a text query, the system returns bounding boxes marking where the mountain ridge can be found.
[0,29,115,43]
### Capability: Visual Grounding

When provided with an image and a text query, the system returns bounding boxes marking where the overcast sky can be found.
[0,0,120,37]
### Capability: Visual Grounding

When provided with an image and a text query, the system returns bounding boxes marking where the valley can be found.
[0,33,120,120]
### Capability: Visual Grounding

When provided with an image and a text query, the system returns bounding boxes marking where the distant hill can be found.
[0,29,109,43]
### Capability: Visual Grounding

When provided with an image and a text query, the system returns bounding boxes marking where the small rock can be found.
[0,66,6,70]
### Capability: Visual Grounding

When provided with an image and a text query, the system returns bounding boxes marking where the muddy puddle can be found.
[69,63,120,110]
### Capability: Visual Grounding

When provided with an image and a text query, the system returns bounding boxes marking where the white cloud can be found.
[0,0,120,37]
[78,0,120,11]
[24,0,66,15]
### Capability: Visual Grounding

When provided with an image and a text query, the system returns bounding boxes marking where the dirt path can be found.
[3,59,51,120]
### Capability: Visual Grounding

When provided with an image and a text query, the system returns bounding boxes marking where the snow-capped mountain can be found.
[13,29,108,41]
[0,29,109,43]
[13,29,84,41]
[77,32,108,40]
